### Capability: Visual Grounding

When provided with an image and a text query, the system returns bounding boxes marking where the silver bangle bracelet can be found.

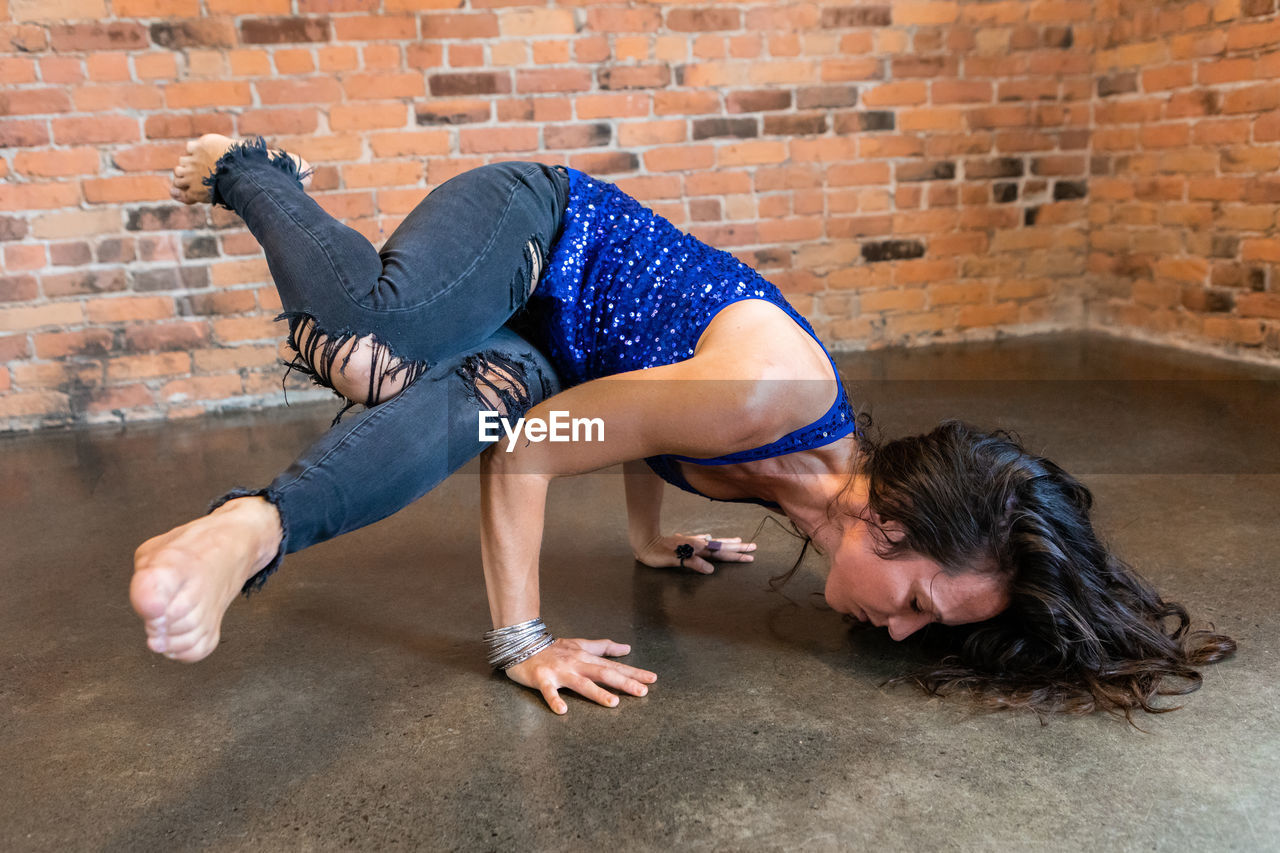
[485,617,555,670]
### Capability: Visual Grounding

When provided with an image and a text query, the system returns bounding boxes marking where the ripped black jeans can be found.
[207,144,569,592]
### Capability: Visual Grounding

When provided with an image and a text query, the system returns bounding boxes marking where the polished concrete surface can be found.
[2,331,1277,851]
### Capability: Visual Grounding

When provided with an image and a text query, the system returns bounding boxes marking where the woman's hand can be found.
[633,532,757,574]
[505,638,658,715]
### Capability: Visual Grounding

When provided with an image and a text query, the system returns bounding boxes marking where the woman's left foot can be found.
[170,133,313,205]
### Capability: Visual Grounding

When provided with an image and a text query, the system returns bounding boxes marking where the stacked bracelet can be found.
[484,617,555,670]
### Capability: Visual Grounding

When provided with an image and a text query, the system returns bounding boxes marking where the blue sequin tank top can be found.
[523,167,857,504]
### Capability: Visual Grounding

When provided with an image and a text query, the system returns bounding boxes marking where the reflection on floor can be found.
[2,332,1277,850]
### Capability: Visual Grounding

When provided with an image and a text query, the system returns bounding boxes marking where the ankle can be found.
[212,496,284,572]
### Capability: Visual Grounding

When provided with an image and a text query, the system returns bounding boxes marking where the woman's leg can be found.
[173,134,568,405]
[131,328,562,662]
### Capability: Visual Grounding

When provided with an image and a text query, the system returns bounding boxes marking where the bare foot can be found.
[170,133,313,205]
[130,497,283,662]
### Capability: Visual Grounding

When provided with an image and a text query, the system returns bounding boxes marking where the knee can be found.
[287,317,427,407]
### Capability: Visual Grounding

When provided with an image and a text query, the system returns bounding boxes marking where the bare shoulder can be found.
[691,298,841,438]
[695,298,835,381]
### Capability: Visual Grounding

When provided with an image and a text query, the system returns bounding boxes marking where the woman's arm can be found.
[624,459,664,558]
[480,351,784,714]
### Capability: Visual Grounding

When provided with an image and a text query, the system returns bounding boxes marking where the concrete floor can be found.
[1,331,1277,852]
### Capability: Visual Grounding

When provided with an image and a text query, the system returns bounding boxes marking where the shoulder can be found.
[686,299,843,445]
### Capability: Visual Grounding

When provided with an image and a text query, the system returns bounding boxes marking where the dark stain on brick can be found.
[126,206,208,232]
[50,242,92,266]
[727,89,792,113]
[897,161,955,182]
[415,102,490,125]
[693,117,759,139]
[183,236,218,259]
[1211,235,1239,259]
[666,8,740,31]
[1206,289,1236,312]
[821,6,892,28]
[0,216,28,242]
[1024,207,1040,226]
[1044,26,1074,48]
[1053,180,1088,200]
[796,85,858,110]
[0,275,38,302]
[1090,156,1112,176]
[861,239,925,263]
[1243,0,1276,15]
[239,17,331,45]
[857,111,895,131]
[428,72,510,97]
[150,20,235,49]
[1097,72,1137,97]
[545,123,612,149]
[968,157,1023,179]
[994,182,1019,203]
[1249,267,1267,291]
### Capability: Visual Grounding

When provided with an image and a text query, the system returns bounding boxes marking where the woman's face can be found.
[823,517,1010,640]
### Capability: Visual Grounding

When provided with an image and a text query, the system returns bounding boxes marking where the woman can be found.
[131,135,1233,719]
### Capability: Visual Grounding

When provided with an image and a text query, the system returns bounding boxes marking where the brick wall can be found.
[0,2,1271,432]
[1088,0,1280,352]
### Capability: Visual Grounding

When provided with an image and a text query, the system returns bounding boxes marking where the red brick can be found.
[578,93,651,119]
[516,68,592,94]
[0,88,72,116]
[333,14,417,40]
[500,8,575,36]
[598,65,672,91]
[49,22,147,52]
[13,148,99,178]
[83,384,154,414]
[82,176,169,205]
[0,183,81,212]
[644,145,715,172]
[142,113,233,141]
[328,103,408,130]
[148,19,236,49]
[0,334,31,361]
[256,77,343,105]
[239,109,320,136]
[0,274,38,302]
[165,81,253,109]
[42,268,125,298]
[421,13,498,39]
[341,72,425,100]
[159,374,243,403]
[85,295,172,324]
[667,8,740,31]
[0,302,84,332]
[458,126,538,154]
[587,7,661,32]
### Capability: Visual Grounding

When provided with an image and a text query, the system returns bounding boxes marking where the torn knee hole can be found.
[282,314,428,412]
[456,351,533,417]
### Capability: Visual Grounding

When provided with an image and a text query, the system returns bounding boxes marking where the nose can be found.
[887,614,929,641]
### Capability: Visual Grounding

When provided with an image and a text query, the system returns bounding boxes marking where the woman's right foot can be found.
[130,497,284,662]
[170,133,313,205]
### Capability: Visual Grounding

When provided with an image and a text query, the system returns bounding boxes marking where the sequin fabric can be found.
[523,168,856,502]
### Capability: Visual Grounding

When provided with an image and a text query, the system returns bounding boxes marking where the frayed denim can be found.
[204,141,569,592]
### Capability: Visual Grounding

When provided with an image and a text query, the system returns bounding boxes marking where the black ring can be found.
[675,543,694,567]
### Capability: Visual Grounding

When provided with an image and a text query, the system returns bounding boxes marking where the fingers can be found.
[567,675,620,708]
[573,637,631,657]
[539,683,568,715]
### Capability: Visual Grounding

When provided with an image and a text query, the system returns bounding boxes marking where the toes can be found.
[130,567,179,622]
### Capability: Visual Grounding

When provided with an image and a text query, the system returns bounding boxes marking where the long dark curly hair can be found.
[786,419,1237,722]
